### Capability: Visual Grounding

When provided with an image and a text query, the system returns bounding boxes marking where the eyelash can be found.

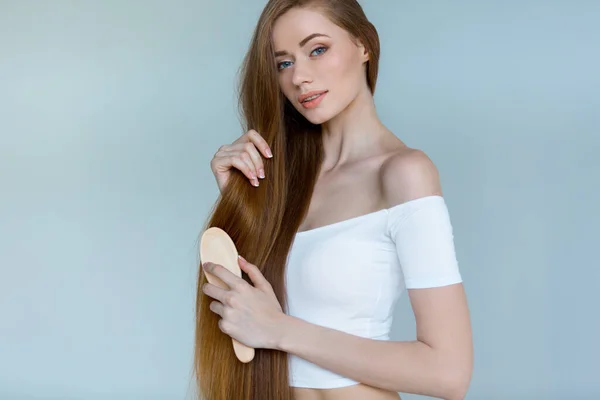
[277,46,329,71]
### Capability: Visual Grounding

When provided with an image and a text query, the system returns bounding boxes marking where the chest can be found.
[284,213,403,327]
[297,163,385,233]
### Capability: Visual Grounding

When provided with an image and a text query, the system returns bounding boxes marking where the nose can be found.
[291,59,313,87]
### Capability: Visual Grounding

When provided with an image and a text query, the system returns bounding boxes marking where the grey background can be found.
[1,1,598,399]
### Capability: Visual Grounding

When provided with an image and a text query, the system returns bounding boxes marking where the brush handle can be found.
[200,227,255,363]
[203,270,256,363]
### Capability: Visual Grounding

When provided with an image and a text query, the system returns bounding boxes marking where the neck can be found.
[319,87,392,172]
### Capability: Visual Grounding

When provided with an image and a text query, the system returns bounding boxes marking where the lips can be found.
[298,90,328,104]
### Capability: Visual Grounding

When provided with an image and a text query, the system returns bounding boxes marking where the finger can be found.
[202,281,227,304]
[226,144,264,181]
[241,142,265,179]
[224,149,259,185]
[215,152,258,186]
[234,129,273,160]
[238,256,271,291]
[239,151,260,185]
[209,300,224,317]
[246,129,273,160]
[203,262,247,290]
[218,318,230,334]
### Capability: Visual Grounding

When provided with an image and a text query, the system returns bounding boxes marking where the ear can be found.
[357,40,370,63]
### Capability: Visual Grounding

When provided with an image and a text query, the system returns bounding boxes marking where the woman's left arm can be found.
[276,150,473,399]
[276,282,472,399]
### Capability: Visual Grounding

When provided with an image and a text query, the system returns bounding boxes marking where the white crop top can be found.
[284,195,463,389]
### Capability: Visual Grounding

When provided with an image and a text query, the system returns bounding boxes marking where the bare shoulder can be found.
[380,147,443,207]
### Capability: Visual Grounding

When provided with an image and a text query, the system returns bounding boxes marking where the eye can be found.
[310,46,328,56]
[277,61,292,71]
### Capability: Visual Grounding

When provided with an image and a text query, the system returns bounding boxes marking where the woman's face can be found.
[272,7,369,125]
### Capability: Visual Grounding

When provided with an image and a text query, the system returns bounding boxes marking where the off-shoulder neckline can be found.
[294,195,442,236]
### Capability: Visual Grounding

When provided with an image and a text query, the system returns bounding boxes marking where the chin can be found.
[304,115,329,125]
[299,109,336,125]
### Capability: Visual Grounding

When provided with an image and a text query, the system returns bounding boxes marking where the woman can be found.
[194,1,473,399]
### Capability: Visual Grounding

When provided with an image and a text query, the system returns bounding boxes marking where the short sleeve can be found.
[386,195,463,289]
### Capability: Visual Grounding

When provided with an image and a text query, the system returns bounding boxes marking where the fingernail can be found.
[238,255,245,262]
[258,168,265,179]
[253,179,259,187]
[266,148,273,158]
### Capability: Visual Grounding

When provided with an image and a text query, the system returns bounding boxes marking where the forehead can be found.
[272,7,342,48]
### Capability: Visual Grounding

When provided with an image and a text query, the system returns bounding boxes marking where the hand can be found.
[202,255,286,350]
[210,129,273,193]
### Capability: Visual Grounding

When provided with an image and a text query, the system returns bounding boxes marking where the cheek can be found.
[347,64,365,90]
[324,53,362,105]
[278,75,295,103]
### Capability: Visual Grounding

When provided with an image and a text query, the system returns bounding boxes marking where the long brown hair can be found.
[193,1,380,399]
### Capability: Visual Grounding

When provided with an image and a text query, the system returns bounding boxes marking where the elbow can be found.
[440,360,473,400]
[444,382,470,400]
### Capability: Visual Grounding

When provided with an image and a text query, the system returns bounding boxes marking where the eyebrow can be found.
[274,33,331,57]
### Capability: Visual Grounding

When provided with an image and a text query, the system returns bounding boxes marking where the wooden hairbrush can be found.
[200,227,255,363]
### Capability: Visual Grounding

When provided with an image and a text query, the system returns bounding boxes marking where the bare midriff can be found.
[292,384,402,400]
